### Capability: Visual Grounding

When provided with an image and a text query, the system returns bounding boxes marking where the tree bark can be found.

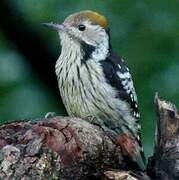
[0,117,124,179]
[147,94,179,180]
[0,94,178,179]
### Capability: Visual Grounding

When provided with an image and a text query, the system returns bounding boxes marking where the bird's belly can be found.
[60,75,124,127]
[57,61,134,135]
[66,83,115,118]
[59,63,109,115]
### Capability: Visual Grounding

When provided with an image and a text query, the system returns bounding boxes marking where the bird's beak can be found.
[42,23,67,32]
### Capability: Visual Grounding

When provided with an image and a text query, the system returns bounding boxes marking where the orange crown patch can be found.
[81,10,108,29]
[65,10,108,29]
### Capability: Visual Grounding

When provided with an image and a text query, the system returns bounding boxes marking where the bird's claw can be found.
[84,115,102,127]
[45,112,56,119]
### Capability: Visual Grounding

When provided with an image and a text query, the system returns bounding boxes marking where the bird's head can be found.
[43,10,110,59]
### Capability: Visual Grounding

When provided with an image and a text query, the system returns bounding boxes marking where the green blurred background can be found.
[0,0,179,158]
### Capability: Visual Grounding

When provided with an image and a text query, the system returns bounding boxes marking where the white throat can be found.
[55,32,82,76]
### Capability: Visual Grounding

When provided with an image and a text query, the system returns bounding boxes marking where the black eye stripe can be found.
[78,24,86,31]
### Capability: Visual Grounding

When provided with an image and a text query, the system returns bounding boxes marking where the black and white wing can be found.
[100,52,140,120]
[100,51,146,171]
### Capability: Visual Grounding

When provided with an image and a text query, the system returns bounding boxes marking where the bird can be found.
[43,10,146,171]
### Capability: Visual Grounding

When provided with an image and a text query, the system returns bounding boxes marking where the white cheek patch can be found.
[88,27,109,61]
[91,34,109,61]
[81,29,109,61]
[61,21,110,62]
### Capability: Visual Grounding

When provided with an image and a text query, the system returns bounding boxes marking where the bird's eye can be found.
[78,24,86,31]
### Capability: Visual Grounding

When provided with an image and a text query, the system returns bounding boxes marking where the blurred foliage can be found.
[0,0,179,157]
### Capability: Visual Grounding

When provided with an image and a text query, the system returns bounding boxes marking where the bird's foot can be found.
[45,112,56,119]
[84,115,117,140]
[84,115,104,128]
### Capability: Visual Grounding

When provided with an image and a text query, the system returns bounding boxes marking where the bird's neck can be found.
[55,33,82,76]
[56,32,110,76]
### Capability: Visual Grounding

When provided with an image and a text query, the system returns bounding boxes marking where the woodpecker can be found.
[44,10,145,171]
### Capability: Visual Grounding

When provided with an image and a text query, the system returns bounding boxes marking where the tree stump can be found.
[147,94,179,180]
[0,94,178,179]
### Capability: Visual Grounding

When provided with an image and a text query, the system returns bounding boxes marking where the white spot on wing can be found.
[130,94,134,101]
[117,71,130,79]
[137,124,141,130]
[136,112,140,118]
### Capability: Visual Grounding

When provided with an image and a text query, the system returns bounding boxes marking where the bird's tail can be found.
[117,133,146,171]
[132,141,146,171]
